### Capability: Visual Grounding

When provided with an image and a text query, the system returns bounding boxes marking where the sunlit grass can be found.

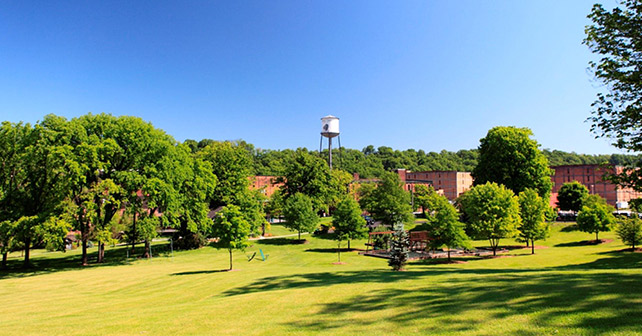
[1,222,641,335]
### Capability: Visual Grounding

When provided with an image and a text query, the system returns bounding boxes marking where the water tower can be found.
[320,115,340,169]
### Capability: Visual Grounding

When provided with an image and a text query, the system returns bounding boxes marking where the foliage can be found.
[518,188,550,254]
[276,149,332,212]
[556,181,589,212]
[425,194,471,260]
[576,195,615,241]
[458,182,520,256]
[0,220,17,268]
[413,184,440,215]
[388,224,409,271]
[211,205,251,270]
[584,1,642,191]
[616,217,642,249]
[332,196,367,249]
[359,172,412,226]
[472,126,553,198]
[282,193,319,240]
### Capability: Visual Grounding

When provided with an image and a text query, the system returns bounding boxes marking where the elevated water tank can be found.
[321,115,340,138]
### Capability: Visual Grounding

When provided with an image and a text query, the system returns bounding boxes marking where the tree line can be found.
[185,140,642,179]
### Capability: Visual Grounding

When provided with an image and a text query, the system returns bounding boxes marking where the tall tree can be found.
[518,188,549,254]
[276,149,332,212]
[199,141,265,235]
[585,1,642,191]
[1,116,79,267]
[359,172,413,226]
[616,217,642,249]
[282,193,319,240]
[332,196,367,250]
[472,126,553,198]
[556,181,589,212]
[211,205,251,270]
[458,182,520,256]
[577,194,615,241]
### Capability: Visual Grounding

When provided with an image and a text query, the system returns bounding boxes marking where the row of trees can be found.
[235,143,642,179]
[0,114,270,269]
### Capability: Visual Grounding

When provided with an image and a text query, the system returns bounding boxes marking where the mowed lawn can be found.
[2,222,642,335]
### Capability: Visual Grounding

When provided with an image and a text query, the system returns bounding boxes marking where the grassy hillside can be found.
[1,222,641,335]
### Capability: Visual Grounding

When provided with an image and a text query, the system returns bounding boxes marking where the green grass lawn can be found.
[1,222,642,335]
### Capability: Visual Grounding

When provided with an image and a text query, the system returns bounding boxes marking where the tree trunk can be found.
[130,213,137,255]
[447,248,451,262]
[142,240,151,259]
[347,240,351,250]
[298,230,301,240]
[1,252,7,269]
[229,248,233,270]
[23,237,31,268]
[531,239,535,255]
[596,232,599,242]
[526,239,529,247]
[97,242,105,263]
[81,239,88,266]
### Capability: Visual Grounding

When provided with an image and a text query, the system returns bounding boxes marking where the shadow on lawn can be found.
[254,238,306,246]
[0,243,171,280]
[305,248,359,254]
[171,269,230,275]
[223,252,642,334]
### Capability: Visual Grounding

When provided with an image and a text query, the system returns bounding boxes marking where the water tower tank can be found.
[321,115,340,138]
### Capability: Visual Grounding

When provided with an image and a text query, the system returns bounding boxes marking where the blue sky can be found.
[0,1,625,154]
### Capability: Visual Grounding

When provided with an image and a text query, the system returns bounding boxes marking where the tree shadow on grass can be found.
[0,246,133,280]
[560,224,580,232]
[221,252,642,334]
[305,248,359,253]
[0,243,172,280]
[255,238,306,245]
[171,269,230,276]
[284,271,642,334]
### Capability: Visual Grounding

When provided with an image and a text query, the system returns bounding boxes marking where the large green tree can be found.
[276,149,332,212]
[585,1,642,191]
[458,182,520,256]
[359,172,413,226]
[616,217,642,249]
[577,194,615,241]
[556,181,589,212]
[0,116,78,267]
[518,188,549,254]
[472,126,553,198]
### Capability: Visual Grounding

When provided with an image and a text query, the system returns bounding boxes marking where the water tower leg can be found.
[328,137,332,170]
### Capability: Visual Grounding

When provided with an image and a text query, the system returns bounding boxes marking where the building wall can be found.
[399,169,473,201]
[550,164,642,208]
[249,176,283,197]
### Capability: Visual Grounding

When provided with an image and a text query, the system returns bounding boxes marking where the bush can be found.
[172,232,207,250]
[616,217,642,249]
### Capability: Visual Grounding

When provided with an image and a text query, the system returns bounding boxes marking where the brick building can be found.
[550,164,642,208]
[249,176,283,197]
[397,169,473,201]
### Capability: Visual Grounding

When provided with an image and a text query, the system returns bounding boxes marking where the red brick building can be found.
[249,176,283,197]
[550,164,642,208]
[397,169,473,201]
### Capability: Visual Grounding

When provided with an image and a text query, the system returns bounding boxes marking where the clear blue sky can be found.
[0,0,625,154]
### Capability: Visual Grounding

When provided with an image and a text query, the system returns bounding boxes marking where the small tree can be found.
[360,172,413,226]
[576,195,615,241]
[556,181,589,212]
[332,197,367,250]
[282,193,319,240]
[413,184,439,216]
[426,195,470,261]
[388,223,409,271]
[211,205,250,270]
[458,182,520,256]
[518,188,550,254]
[616,217,642,250]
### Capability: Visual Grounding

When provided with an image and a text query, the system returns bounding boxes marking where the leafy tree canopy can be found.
[556,181,589,212]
